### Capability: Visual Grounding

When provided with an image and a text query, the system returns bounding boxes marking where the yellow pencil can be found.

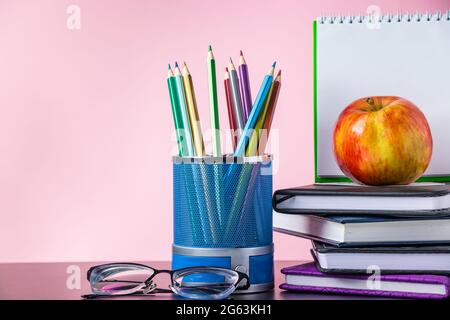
[246,70,281,156]
[245,83,274,156]
[182,62,205,156]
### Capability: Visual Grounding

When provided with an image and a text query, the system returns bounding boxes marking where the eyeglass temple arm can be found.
[235,271,250,290]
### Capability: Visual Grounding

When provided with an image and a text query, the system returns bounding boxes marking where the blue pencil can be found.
[174,62,195,157]
[233,62,275,156]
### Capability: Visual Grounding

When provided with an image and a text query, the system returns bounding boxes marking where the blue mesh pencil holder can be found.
[172,155,274,293]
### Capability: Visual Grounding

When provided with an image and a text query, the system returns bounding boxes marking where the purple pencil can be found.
[238,50,252,121]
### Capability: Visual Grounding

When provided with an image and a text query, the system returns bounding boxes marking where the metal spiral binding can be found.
[318,10,450,24]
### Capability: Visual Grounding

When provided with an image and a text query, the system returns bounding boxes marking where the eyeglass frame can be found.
[85,262,251,298]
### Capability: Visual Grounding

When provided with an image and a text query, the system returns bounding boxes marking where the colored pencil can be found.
[174,62,195,157]
[182,62,205,156]
[167,65,185,156]
[228,58,245,138]
[238,50,252,121]
[177,63,214,244]
[246,70,281,156]
[245,82,273,156]
[259,70,281,154]
[207,46,223,240]
[183,62,219,242]
[226,62,276,234]
[207,45,222,157]
[223,162,255,243]
[224,68,237,150]
[168,65,204,244]
[233,62,275,156]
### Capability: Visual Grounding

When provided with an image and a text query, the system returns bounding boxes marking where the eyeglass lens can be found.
[171,268,240,300]
[89,264,155,296]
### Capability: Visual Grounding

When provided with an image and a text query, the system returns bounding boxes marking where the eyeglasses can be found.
[85,263,250,300]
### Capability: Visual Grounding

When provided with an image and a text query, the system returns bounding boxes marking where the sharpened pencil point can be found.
[208,45,212,51]
[229,57,233,64]
[182,62,189,74]
[175,61,179,68]
[240,50,243,56]
[272,61,277,68]
[225,67,229,72]
[168,64,171,70]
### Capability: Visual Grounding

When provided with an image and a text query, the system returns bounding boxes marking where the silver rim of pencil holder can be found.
[172,154,272,165]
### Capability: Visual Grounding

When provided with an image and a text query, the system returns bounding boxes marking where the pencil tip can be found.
[240,50,243,56]
[277,70,282,76]
[272,61,277,68]
[208,45,212,51]
[175,61,179,68]
[229,57,233,63]
[168,64,171,70]
[225,67,229,72]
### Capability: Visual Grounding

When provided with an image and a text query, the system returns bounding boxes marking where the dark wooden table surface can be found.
[0,260,378,300]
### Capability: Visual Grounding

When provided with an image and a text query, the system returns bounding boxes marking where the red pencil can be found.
[224,68,237,150]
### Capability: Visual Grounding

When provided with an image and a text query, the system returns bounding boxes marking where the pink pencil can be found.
[224,68,237,149]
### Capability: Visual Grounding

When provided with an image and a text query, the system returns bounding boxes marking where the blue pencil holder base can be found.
[172,244,274,294]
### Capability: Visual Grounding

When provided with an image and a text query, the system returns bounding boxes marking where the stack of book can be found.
[273,183,450,299]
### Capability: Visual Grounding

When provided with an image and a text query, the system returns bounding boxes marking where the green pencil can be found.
[207,45,222,157]
[167,64,186,156]
[168,64,205,244]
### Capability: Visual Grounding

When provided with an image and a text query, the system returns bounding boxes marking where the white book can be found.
[273,210,450,246]
[312,242,450,274]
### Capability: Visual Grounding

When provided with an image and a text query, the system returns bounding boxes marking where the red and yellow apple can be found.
[333,96,432,185]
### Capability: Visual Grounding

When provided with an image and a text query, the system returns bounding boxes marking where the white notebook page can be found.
[316,13,450,178]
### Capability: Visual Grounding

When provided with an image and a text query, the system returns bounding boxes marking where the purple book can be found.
[280,262,450,299]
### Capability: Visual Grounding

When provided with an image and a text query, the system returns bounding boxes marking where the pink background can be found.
[0,0,448,263]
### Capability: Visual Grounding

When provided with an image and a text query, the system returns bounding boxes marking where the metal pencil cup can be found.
[172,155,274,293]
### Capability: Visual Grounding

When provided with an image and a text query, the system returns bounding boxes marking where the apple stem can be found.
[366,97,382,111]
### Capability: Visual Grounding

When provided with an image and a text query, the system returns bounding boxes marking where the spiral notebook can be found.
[314,11,450,183]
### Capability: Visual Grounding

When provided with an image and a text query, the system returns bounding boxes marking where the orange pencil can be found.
[259,70,281,154]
